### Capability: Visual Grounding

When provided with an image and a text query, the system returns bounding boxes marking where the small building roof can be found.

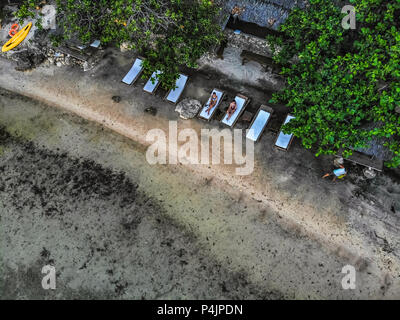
[223,0,307,30]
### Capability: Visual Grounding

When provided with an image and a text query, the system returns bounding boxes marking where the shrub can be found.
[267,0,400,167]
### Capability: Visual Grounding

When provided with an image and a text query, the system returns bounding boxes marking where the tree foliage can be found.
[267,0,400,167]
[17,0,222,89]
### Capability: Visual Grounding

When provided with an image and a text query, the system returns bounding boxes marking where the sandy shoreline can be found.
[1,54,400,298]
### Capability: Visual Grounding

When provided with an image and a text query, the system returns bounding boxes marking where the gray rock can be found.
[120,42,130,52]
[83,61,94,72]
[175,99,202,120]
[145,107,157,116]
[112,96,121,103]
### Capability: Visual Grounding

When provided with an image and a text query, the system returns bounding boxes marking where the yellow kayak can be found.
[2,22,32,53]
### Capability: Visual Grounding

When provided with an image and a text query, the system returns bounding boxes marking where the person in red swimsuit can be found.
[226,101,237,120]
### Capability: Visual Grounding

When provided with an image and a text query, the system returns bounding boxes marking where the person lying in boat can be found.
[206,92,218,115]
[226,100,237,120]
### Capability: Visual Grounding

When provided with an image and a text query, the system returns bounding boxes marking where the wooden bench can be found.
[337,149,384,173]
[57,46,90,62]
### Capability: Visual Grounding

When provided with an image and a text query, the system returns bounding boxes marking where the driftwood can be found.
[338,150,384,172]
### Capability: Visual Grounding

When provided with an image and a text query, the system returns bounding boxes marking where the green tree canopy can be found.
[17,0,222,89]
[267,0,400,167]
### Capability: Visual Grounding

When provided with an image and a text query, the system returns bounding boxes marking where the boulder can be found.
[41,5,57,30]
[120,42,131,53]
[175,99,202,120]
[145,107,157,116]
[83,61,93,71]
[112,96,121,103]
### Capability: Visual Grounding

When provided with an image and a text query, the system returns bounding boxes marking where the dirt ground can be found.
[0,48,400,299]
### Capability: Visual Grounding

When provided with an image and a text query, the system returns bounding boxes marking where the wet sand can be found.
[0,87,399,299]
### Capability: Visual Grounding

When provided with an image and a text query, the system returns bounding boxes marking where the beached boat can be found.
[2,22,32,53]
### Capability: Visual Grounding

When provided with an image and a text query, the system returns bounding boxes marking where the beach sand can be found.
[0,52,400,299]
